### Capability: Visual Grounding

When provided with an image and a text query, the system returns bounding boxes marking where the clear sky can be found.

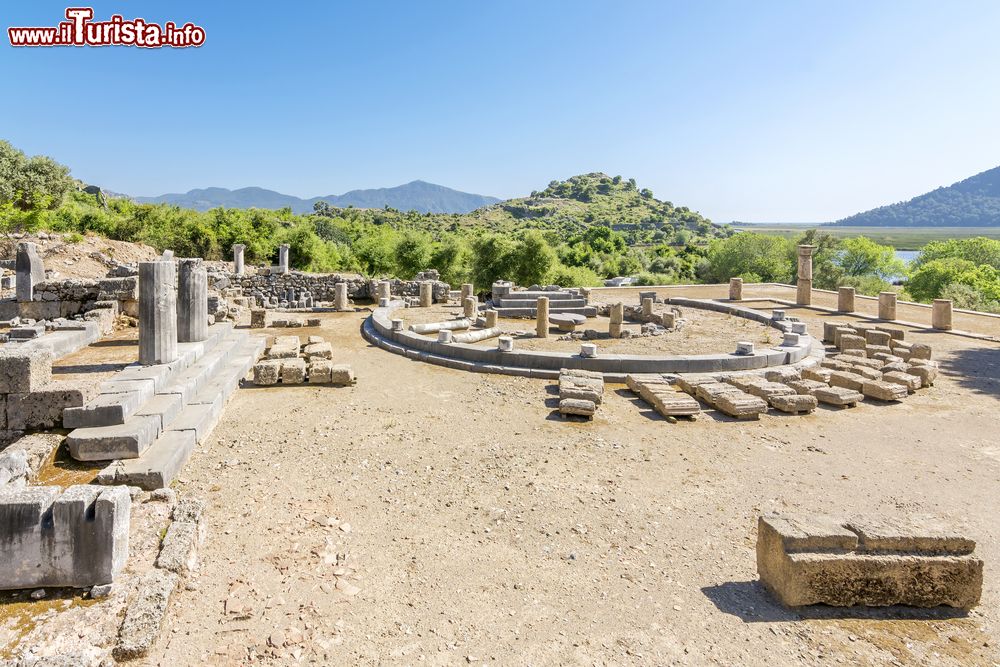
[3,0,999,222]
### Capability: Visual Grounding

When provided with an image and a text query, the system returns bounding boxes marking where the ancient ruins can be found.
[0,241,992,663]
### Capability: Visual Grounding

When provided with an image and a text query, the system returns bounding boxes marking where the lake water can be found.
[896,250,919,264]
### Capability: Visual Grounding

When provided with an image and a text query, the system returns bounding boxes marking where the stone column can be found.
[232,244,246,276]
[334,283,349,311]
[878,292,897,320]
[796,245,815,306]
[15,242,45,302]
[138,261,178,365]
[729,277,743,301]
[838,286,856,312]
[536,296,549,338]
[278,244,290,274]
[377,281,391,301]
[609,302,624,338]
[461,283,474,302]
[641,297,654,319]
[462,296,477,319]
[484,309,498,328]
[177,258,208,343]
[419,282,433,307]
[932,299,953,330]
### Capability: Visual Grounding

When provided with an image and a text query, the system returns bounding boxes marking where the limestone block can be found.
[559,398,596,418]
[253,361,280,385]
[303,342,333,359]
[714,392,768,419]
[250,309,266,328]
[745,381,796,400]
[329,364,355,386]
[280,358,306,384]
[308,360,333,383]
[865,330,892,346]
[833,327,856,348]
[6,381,96,430]
[861,380,908,401]
[0,485,129,590]
[838,334,866,352]
[757,514,982,609]
[725,375,768,393]
[872,352,904,365]
[695,382,743,405]
[114,569,178,660]
[837,355,883,370]
[829,370,866,392]
[821,359,854,372]
[155,521,200,576]
[910,343,932,360]
[866,344,893,359]
[768,393,817,414]
[764,367,801,383]
[801,367,832,384]
[787,379,828,396]
[882,370,921,391]
[814,386,863,407]
[0,346,53,394]
[906,364,937,387]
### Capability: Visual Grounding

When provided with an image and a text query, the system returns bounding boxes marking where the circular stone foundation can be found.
[363,296,823,380]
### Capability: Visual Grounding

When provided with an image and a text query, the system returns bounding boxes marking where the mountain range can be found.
[833,165,1000,226]
[132,180,500,214]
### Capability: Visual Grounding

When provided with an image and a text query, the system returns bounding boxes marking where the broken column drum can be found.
[536,296,549,338]
[878,292,897,320]
[138,261,178,365]
[609,302,624,338]
[463,296,477,319]
[796,245,815,306]
[932,299,953,330]
[15,241,45,302]
[419,282,433,307]
[334,283,349,311]
[838,286,855,312]
[278,244,290,274]
[461,283,474,302]
[177,258,208,343]
[377,281,391,301]
[729,277,743,301]
[232,244,246,276]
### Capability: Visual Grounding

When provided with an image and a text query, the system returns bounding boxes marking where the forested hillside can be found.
[834,165,1000,227]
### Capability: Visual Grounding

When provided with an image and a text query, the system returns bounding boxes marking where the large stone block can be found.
[0,484,129,590]
[813,386,862,407]
[861,380,908,402]
[714,392,768,419]
[559,398,595,418]
[0,346,53,393]
[6,381,96,430]
[829,370,866,392]
[757,514,982,609]
[768,393,817,414]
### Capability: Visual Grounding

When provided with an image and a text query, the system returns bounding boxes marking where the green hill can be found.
[833,165,1000,227]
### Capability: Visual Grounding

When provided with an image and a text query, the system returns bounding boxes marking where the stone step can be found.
[94,336,262,489]
[495,298,588,309]
[497,291,581,303]
[63,322,235,429]
[67,330,256,462]
[492,306,598,318]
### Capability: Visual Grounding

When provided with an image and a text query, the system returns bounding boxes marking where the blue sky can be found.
[3,0,999,222]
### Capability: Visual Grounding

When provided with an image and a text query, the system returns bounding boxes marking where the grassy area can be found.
[731,225,1000,250]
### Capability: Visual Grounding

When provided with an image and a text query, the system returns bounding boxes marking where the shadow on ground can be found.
[939,344,1000,399]
[702,581,969,622]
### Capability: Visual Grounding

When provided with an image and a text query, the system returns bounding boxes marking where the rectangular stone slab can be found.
[67,415,161,461]
[714,392,768,419]
[862,380,908,402]
[768,393,817,413]
[814,386,863,407]
[757,515,982,609]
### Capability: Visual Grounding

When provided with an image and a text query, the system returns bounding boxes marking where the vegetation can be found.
[731,224,1000,250]
[904,237,1000,312]
[831,165,1000,227]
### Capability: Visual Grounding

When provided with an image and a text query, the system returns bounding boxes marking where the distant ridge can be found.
[832,165,1000,227]
[133,180,500,214]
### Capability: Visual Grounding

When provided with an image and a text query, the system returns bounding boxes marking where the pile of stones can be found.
[267,316,321,328]
[625,374,701,421]
[253,335,355,386]
[557,369,604,419]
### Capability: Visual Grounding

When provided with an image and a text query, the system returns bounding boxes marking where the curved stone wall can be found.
[363,298,822,380]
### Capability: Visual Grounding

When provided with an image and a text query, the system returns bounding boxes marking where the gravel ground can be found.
[134,306,1000,666]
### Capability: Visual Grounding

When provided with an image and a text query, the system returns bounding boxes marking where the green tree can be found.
[836,236,906,281]
[393,230,432,279]
[704,232,793,283]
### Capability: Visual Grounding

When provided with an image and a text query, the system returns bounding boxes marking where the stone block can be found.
[910,343,932,360]
[714,392,768,419]
[838,334,866,352]
[0,485,129,590]
[861,380,908,401]
[832,327,856,348]
[559,398,596,418]
[746,381,796,400]
[114,569,178,660]
[155,521,200,576]
[329,364,355,386]
[906,364,937,387]
[303,341,333,359]
[829,370,866,392]
[765,367,801,383]
[801,367,832,384]
[882,370,921,391]
[848,365,882,381]
[757,514,982,609]
[837,354,882,370]
[787,379,828,395]
[250,309,266,328]
[0,346,53,394]
[6,381,95,430]
[308,360,333,383]
[280,358,306,384]
[67,415,161,461]
[864,330,891,346]
[695,382,744,405]
[814,386,863,407]
[768,393,817,414]
[866,344,893,359]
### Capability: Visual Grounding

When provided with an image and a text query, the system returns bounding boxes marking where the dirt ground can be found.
[1,233,159,281]
[401,303,777,355]
[129,299,1000,666]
